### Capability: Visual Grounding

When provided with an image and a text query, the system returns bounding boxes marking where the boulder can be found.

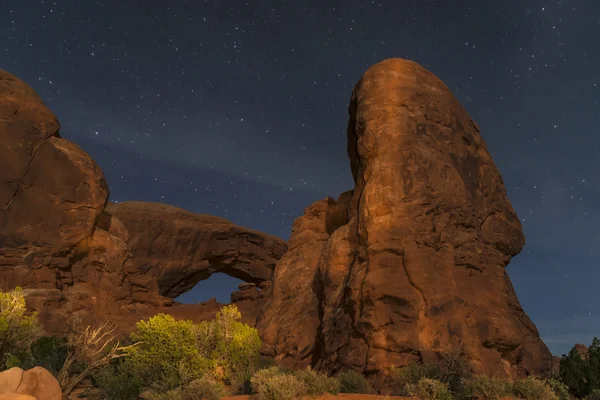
[0,367,61,400]
[258,58,552,384]
[0,395,36,400]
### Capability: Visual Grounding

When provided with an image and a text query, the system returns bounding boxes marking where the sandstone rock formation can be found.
[0,69,286,335]
[0,367,61,400]
[258,58,552,385]
[106,201,286,298]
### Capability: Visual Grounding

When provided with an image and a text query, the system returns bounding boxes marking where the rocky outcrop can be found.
[0,69,160,335]
[106,201,287,298]
[0,69,286,336]
[258,58,552,384]
[0,367,61,400]
[258,194,351,368]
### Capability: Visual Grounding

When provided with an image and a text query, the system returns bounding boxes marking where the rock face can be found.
[0,69,286,335]
[106,201,287,298]
[0,69,156,335]
[0,367,61,400]
[258,58,552,384]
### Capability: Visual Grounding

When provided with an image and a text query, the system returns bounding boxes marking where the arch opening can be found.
[175,272,245,304]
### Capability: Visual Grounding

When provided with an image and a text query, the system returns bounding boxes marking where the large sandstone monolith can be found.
[258,58,552,386]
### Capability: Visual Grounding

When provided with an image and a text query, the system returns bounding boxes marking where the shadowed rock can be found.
[258,58,552,385]
[106,201,287,298]
[0,69,285,335]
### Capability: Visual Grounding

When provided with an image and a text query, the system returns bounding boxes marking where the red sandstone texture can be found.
[0,69,286,334]
[0,60,552,387]
[257,59,552,386]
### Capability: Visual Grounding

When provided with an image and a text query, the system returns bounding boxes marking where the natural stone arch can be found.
[105,201,288,298]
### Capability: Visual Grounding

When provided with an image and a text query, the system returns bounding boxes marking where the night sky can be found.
[2,0,599,356]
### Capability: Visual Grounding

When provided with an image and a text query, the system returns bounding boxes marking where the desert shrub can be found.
[390,347,470,396]
[125,314,212,390]
[586,389,600,400]
[181,376,226,400]
[94,361,142,400]
[0,287,40,369]
[20,336,68,376]
[337,369,375,394]
[295,366,340,396]
[545,377,570,400]
[406,377,454,400]
[194,304,261,384]
[511,376,558,400]
[462,375,512,400]
[140,388,182,400]
[251,367,306,400]
[258,356,278,370]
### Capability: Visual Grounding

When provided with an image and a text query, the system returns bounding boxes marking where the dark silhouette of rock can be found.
[105,201,287,298]
[258,58,552,385]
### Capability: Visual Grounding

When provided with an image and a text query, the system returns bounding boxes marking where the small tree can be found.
[0,287,40,369]
[195,304,261,385]
[588,337,600,391]
[560,346,591,398]
[125,314,212,391]
[58,320,135,396]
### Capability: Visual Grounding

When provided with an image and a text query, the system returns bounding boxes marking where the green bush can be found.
[125,313,212,390]
[181,376,226,400]
[389,348,470,396]
[294,366,340,396]
[586,389,600,400]
[462,375,511,400]
[0,287,40,369]
[95,364,142,400]
[140,388,182,400]
[545,377,570,400]
[251,367,306,400]
[511,376,558,400]
[337,369,375,394]
[406,378,454,400]
[194,304,261,384]
[19,336,68,376]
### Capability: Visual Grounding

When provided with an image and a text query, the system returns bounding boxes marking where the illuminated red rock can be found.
[258,58,552,386]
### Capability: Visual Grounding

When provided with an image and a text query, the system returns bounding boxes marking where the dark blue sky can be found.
[2,0,598,356]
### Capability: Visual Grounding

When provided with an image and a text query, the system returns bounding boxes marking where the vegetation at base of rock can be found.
[511,376,559,400]
[20,336,68,377]
[546,377,570,400]
[250,367,307,400]
[461,375,512,400]
[406,377,454,400]
[294,366,341,396]
[559,337,600,398]
[94,360,143,400]
[585,389,600,400]
[125,313,211,390]
[337,369,376,394]
[123,304,261,392]
[390,347,471,396]
[0,287,41,369]
[5,285,600,400]
[181,376,226,400]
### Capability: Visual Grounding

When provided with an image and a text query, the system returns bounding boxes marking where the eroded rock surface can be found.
[105,201,286,298]
[258,58,552,384]
[0,69,285,335]
[0,69,162,335]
